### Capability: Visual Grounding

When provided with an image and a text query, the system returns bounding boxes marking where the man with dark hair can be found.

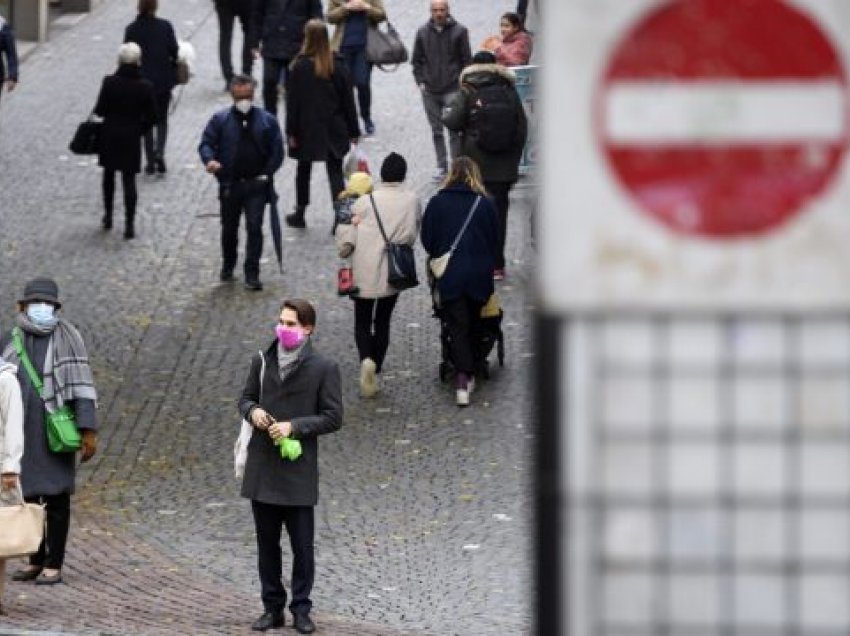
[0,11,19,104]
[199,75,285,290]
[213,0,254,91]
[250,0,323,116]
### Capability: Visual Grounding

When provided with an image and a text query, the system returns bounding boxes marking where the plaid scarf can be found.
[3,314,98,411]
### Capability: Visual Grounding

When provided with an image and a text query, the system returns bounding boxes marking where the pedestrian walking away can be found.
[0,278,98,587]
[421,157,498,407]
[213,0,254,90]
[94,42,158,239]
[411,0,471,181]
[124,0,179,176]
[327,0,386,136]
[199,74,285,291]
[285,19,360,230]
[0,13,18,105]
[0,338,24,616]
[250,0,323,116]
[443,49,527,280]
[238,298,343,633]
[335,152,420,397]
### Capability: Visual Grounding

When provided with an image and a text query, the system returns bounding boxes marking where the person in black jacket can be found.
[213,0,254,90]
[250,0,323,116]
[0,14,18,104]
[124,0,179,175]
[94,43,158,239]
[284,19,360,229]
[239,298,343,634]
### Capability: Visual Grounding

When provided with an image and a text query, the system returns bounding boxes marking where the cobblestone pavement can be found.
[0,1,535,634]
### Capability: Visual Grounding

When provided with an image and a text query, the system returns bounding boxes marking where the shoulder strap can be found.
[258,350,266,403]
[11,327,44,397]
[449,195,482,254]
[370,194,391,247]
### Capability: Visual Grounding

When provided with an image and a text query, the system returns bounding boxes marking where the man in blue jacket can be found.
[199,75,285,290]
[0,14,18,104]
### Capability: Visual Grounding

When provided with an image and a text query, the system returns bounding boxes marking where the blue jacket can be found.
[0,20,18,82]
[421,185,498,303]
[198,106,285,187]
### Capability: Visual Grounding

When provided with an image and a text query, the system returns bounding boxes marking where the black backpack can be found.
[469,82,520,153]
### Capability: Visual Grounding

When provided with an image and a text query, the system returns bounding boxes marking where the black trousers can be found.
[215,0,253,82]
[102,169,137,221]
[441,296,485,376]
[251,501,314,616]
[353,294,399,373]
[25,493,71,570]
[484,180,514,270]
[220,180,267,280]
[295,157,345,208]
[144,91,171,166]
[262,57,291,116]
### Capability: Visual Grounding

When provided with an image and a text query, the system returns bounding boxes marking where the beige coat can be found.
[336,182,421,298]
[327,0,386,51]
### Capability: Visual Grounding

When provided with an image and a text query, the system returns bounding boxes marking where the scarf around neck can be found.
[277,338,310,383]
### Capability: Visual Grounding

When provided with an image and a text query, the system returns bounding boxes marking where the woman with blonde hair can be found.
[285,19,360,229]
[0,341,24,614]
[421,156,499,407]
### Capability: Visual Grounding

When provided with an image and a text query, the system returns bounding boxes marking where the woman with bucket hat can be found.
[0,278,98,586]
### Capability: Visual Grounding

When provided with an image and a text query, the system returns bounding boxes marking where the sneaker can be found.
[493,268,505,281]
[360,358,378,398]
[364,119,375,136]
[456,387,470,407]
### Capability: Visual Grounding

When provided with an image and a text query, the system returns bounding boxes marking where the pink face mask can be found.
[276,324,306,351]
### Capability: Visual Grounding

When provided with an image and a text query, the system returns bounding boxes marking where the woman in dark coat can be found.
[285,18,360,229]
[421,156,499,407]
[124,0,178,175]
[94,42,157,239]
[238,298,343,633]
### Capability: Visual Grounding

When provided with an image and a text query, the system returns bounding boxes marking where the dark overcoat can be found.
[94,64,158,173]
[249,0,323,60]
[238,341,343,507]
[124,14,179,95]
[421,184,499,304]
[285,55,360,162]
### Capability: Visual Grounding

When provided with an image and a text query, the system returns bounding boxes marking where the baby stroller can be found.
[432,283,505,383]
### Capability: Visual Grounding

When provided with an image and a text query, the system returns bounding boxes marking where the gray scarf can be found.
[277,338,310,383]
[3,314,98,410]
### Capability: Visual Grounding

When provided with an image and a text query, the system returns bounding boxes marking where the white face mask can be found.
[235,99,252,114]
[27,302,56,325]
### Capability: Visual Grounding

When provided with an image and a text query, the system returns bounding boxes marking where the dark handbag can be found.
[370,194,418,290]
[11,328,82,453]
[69,112,101,155]
[366,21,409,70]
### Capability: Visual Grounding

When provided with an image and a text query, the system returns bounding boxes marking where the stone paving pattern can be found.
[0,0,535,633]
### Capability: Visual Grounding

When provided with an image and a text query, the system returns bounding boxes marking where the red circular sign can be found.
[598,0,849,238]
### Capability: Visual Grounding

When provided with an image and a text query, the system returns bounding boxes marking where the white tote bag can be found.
[0,488,45,558]
[234,352,265,479]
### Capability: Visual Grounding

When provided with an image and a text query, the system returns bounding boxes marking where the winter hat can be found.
[472,50,497,65]
[346,171,373,196]
[19,277,62,308]
[380,152,407,183]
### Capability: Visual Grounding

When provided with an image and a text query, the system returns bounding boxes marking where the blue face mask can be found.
[27,302,57,326]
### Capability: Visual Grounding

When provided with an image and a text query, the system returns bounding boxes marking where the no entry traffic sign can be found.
[598,0,849,238]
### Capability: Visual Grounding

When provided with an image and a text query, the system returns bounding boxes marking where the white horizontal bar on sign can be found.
[604,81,846,144]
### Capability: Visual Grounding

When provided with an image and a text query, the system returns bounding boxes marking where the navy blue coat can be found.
[124,14,179,95]
[421,185,498,304]
[0,20,18,82]
[250,0,323,60]
[198,106,285,187]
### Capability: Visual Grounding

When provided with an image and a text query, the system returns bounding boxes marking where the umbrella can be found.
[267,184,283,274]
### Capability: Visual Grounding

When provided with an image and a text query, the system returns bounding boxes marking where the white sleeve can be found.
[0,371,24,475]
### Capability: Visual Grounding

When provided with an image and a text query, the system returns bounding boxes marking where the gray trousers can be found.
[421,89,461,172]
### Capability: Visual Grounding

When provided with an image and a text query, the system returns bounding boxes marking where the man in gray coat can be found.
[411,0,471,180]
[238,298,343,633]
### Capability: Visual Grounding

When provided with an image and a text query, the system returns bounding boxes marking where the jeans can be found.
[484,180,515,270]
[25,493,71,570]
[220,179,267,280]
[441,296,485,376]
[215,0,253,81]
[340,45,372,123]
[102,169,137,221]
[262,57,291,116]
[143,91,171,166]
[295,157,345,208]
[421,89,461,172]
[251,501,315,616]
[353,294,399,373]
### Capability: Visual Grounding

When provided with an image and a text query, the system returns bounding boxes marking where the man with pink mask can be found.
[237,298,343,634]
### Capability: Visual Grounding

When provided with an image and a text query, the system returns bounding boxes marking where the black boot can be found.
[102,208,113,230]
[286,205,307,228]
[124,211,135,240]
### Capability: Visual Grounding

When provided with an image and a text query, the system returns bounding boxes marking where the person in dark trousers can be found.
[94,43,158,239]
[124,0,179,175]
[327,0,386,136]
[0,14,18,104]
[213,0,254,90]
[239,298,343,633]
[421,157,498,407]
[443,50,527,281]
[285,19,360,229]
[250,0,323,116]
[411,0,471,181]
[1,278,98,587]
[199,75,284,291]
